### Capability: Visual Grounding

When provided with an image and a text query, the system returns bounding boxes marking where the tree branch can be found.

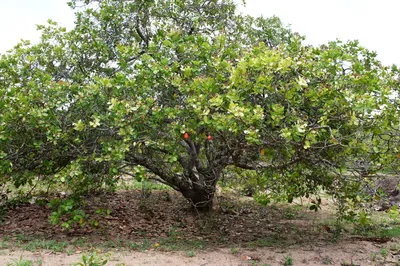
[232,157,302,171]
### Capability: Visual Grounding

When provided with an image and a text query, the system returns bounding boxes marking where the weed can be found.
[186,250,196,257]
[380,248,388,258]
[117,180,171,192]
[21,239,69,252]
[104,239,123,249]
[156,236,206,252]
[250,260,258,266]
[283,255,293,266]
[340,261,360,266]
[321,256,333,264]
[14,234,33,244]
[129,242,140,250]
[140,239,151,251]
[185,239,206,250]
[371,252,377,261]
[72,238,86,248]
[168,227,177,241]
[379,227,400,238]
[282,206,300,220]
[72,252,108,266]
[6,256,34,266]
[217,236,228,245]
[157,238,178,251]
[231,247,239,254]
[129,239,151,251]
[0,240,8,249]
[248,238,278,248]
[136,230,148,237]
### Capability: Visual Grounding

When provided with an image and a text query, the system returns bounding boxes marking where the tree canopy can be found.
[1,0,400,224]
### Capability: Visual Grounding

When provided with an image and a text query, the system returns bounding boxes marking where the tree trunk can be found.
[180,185,216,211]
[178,164,224,211]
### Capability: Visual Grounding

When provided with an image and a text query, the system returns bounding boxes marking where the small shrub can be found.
[7,256,34,266]
[186,251,196,257]
[283,255,293,266]
[72,252,108,266]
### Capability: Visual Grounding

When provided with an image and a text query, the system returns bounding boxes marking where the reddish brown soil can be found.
[0,190,399,265]
[1,190,321,245]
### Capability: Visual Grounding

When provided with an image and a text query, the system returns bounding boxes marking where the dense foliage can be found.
[1,0,400,225]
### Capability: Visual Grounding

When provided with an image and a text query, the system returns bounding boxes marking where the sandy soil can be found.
[1,240,399,266]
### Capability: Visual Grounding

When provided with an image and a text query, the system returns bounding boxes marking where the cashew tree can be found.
[1,0,399,215]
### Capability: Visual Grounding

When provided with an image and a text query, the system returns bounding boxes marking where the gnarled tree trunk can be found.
[127,139,227,211]
[177,165,223,210]
[180,183,216,210]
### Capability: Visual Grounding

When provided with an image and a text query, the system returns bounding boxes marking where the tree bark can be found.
[180,184,216,211]
[127,142,225,211]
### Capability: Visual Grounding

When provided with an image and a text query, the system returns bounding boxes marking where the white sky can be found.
[0,1,75,51]
[0,0,399,66]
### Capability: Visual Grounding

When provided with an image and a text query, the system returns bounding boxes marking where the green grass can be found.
[378,226,400,238]
[186,250,196,257]
[353,221,400,239]
[6,256,42,266]
[380,248,388,258]
[230,247,239,254]
[71,252,109,266]
[6,235,72,253]
[14,234,34,244]
[0,240,9,249]
[147,225,207,251]
[248,237,280,248]
[103,239,123,249]
[156,237,207,251]
[321,256,333,264]
[21,239,69,252]
[129,239,151,251]
[283,255,293,266]
[117,179,172,191]
[4,233,208,255]
[340,261,358,266]
[282,205,303,220]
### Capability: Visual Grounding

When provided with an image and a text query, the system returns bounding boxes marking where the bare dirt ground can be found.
[1,189,399,265]
[1,240,400,266]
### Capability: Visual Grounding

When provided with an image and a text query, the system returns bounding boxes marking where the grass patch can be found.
[13,234,34,244]
[378,226,400,238]
[5,233,208,254]
[353,221,400,239]
[157,237,207,251]
[283,254,293,266]
[186,250,196,257]
[281,205,303,220]
[0,240,9,249]
[248,237,280,248]
[103,239,124,249]
[230,247,239,254]
[129,239,151,251]
[71,252,109,266]
[21,239,69,252]
[117,179,172,191]
[6,255,42,266]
